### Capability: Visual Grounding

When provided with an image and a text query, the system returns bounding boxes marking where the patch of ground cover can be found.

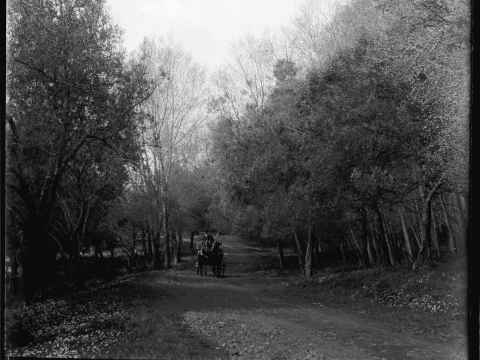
[326,257,464,313]
[183,308,374,360]
[6,278,137,358]
[281,257,466,351]
[105,306,228,359]
[96,270,230,359]
[182,236,466,359]
[6,270,230,359]
[184,309,287,359]
[6,235,467,359]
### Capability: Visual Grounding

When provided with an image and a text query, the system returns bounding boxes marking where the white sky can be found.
[106,0,342,71]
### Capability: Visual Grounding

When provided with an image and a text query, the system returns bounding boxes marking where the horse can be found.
[209,241,225,277]
[195,242,225,277]
[196,248,208,276]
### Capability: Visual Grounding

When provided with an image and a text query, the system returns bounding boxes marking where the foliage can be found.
[6,0,468,300]
[7,284,132,357]
[209,0,469,274]
[6,0,151,299]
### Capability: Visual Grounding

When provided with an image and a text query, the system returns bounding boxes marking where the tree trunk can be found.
[293,230,304,270]
[153,231,162,269]
[163,199,171,268]
[413,177,444,269]
[456,193,467,224]
[385,226,396,266]
[399,208,413,264]
[375,207,395,266]
[312,231,322,268]
[366,236,374,266]
[22,219,56,302]
[455,193,467,255]
[440,194,456,253]
[360,208,371,267]
[339,241,346,266]
[411,222,422,250]
[79,205,90,258]
[141,228,147,257]
[430,206,440,259]
[171,231,178,266]
[315,238,322,265]
[190,231,195,254]
[349,228,364,267]
[277,239,284,270]
[304,223,313,280]
[131,226,136,251]
[368,221,379,263]
[386,219,401,263]
[132,227,138,270]
[10,248,19,294]
[413,198,432,270]
[148,228,154,258]
[176,230,182,263]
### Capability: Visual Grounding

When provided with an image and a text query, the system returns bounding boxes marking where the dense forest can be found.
[6,0,469,304]
[208,0,470,279]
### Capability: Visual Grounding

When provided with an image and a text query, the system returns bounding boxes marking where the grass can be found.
[315,256,466,314]
[279,255,467,346]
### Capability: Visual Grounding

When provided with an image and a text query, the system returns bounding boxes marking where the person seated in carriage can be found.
[199,232,207,248]
[205,231,214,251]
[195,239,206,275]
[212,236,222,254]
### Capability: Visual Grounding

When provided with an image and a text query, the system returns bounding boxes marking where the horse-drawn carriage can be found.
[194,234,225,277]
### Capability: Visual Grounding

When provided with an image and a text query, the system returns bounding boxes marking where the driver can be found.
[206,232,214,252]
[213,237,222,252]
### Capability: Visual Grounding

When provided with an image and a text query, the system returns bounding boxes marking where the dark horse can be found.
[196,248,208,276]
[196,242,225,277]
[210,241,225,277]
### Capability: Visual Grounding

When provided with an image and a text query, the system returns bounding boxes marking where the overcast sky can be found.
[106,0,343,71]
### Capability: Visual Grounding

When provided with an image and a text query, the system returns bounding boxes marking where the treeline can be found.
[209,0,469,278]
[5,0,470,299]
[6,0,215,302]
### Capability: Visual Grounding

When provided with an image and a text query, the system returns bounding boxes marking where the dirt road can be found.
[100,235,464,360]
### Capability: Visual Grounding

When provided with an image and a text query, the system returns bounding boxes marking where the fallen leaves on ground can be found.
[6,283,133,357]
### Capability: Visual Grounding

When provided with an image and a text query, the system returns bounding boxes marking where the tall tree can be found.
[136,37,207,268]
[7,0,150,300]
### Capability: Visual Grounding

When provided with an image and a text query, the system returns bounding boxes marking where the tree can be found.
[135,37,207,268]
[210,0,468,273]
[7,0,151,300]
[210,34,284,125]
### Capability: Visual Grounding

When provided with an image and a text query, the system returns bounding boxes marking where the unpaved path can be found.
[104,236,465,360]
